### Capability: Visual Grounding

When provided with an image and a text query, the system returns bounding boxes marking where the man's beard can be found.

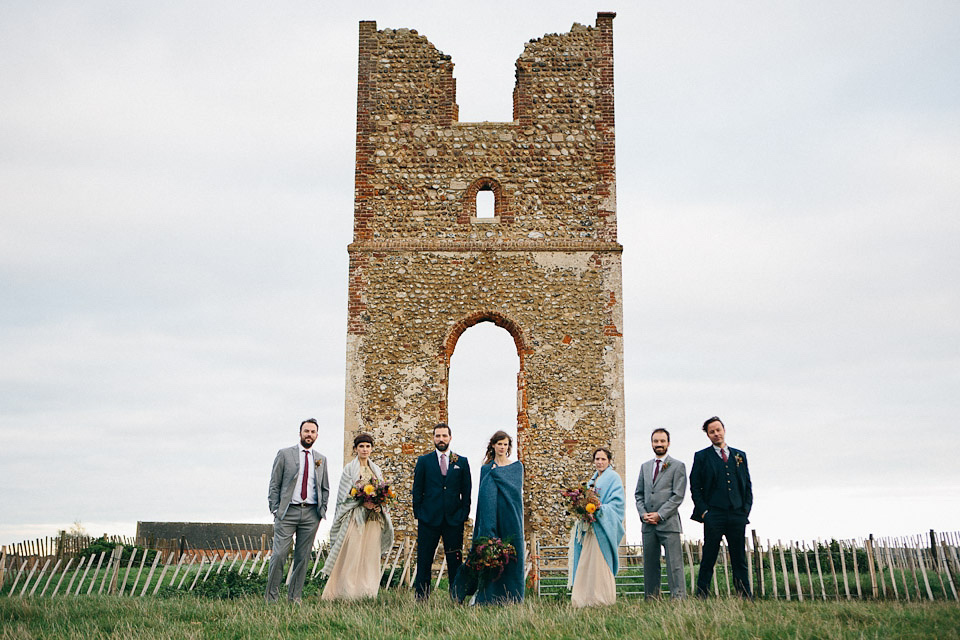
[300,437,314,449]
[434,441,449,452]
[653,446,666,455]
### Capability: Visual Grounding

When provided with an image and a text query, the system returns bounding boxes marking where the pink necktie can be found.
[721,449,728,463]
[301,450,309,500]
[653,459,661,483]
[440,453,448,476]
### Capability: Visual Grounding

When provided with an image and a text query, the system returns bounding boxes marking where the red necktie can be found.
[301,450,309,501]
[721,449,728,463]
[653,459,661,483]
[440,453,448,476]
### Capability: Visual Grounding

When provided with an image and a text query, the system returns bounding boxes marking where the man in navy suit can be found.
[412,422,472,600]
[690,416,753,598]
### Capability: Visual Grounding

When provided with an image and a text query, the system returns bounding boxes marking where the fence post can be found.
[386,540,402,589]
[838,541,851,599]
[530,533,539,595]
[865,536,878,599]
[812,541,826,600]
[789,542,803,601]
[130,549,148,596]
[777,541,790,601]
[915,546,934,601]
[140,551,162,597]
[929,530,939,571]
[118,548,137,595]
[97,549,114,595]
[64,555,86,596]
[873,535,888,598]
[153,552,175,595]
[751,530,763,598]
[763,541,776,599]
[400,536,414,588]
[26,559,50,596]
[801,542,814,598]
[39,558,62,597]
[17,559,38,596]
[851,539,863,599]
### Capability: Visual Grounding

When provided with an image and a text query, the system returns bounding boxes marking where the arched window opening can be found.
[446,321,520,522]
[476,189,495,219]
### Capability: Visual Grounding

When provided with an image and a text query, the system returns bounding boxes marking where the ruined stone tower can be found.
[344,13,623,546]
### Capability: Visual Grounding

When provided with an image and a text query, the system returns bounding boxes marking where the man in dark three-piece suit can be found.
[412,422,471,600]
[265,418,330,603]
[689,415,753,598]
[635,428,687,598]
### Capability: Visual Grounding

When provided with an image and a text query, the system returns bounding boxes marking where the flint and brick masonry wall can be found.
[344,13,624,546]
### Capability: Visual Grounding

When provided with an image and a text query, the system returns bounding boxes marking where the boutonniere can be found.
[734,453,743,467]
[314,458,323,468]
[661,461,670,471]
[450,453,459,465]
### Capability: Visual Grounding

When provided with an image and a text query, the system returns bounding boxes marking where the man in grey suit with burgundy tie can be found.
[635,428,687,598]
[265,418,330,603]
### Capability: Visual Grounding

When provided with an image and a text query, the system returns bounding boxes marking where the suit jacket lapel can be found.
[707,447,723,473]
[310,449,321,490]
[651,456,668,486]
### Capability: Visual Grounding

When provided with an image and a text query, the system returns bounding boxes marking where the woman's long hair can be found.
[483,430,513,465]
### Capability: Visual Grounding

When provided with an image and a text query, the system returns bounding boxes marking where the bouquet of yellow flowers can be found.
[349,479,395,509]
[560,483,602,525]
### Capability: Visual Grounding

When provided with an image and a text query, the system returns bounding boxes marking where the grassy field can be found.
[2,591,959,640]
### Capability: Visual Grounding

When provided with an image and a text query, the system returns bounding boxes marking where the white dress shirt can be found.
[292,445,317,505]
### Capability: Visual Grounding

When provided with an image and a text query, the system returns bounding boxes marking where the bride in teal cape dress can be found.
[452,430,525,605]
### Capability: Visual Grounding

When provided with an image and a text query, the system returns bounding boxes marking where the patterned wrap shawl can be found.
[568,467,625,585]
[321,457,395,577]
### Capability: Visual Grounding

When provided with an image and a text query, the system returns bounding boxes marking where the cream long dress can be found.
[570,525,616,607]
[321,466,384,600]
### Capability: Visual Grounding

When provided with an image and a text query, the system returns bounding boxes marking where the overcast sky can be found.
[2,1,958,549]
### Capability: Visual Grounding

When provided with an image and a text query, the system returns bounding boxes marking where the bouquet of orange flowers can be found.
[349,479,395,509]
[560,483,602,525]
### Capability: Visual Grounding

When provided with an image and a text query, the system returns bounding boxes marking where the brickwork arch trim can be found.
[458,177,513,224]
[442,310,528,363]
[440,310,531,447]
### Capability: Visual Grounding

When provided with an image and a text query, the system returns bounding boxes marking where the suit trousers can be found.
[696,508,751,598]
[414,520,464,599]
[642,527,686,599]
[265,505,320,602]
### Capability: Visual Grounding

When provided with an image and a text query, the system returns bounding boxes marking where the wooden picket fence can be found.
[533,529,960,602]
[2,529,957,602]
[0,532,483,599]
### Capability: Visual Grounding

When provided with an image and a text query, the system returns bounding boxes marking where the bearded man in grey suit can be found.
[635,428,687,599]
[265,418,329,603]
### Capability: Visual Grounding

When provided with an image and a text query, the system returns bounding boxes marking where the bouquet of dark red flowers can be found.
[561,483,602,525]
[465,537,517,584]
[349,479,395,509]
